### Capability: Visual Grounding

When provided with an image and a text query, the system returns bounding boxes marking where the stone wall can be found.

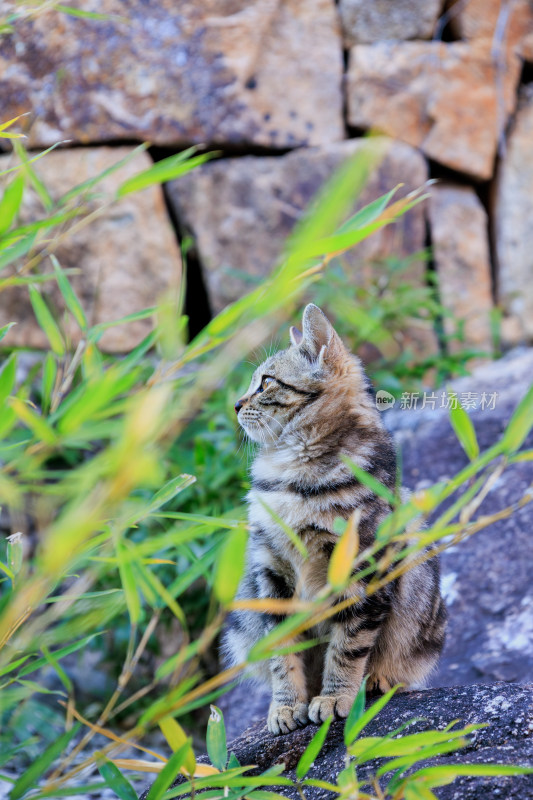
[1,0,533,352]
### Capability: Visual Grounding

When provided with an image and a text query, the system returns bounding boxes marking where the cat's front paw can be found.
[308,694,353,723]
[267,702,308,735]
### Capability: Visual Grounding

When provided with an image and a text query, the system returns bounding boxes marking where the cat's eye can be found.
[260,376,276,391]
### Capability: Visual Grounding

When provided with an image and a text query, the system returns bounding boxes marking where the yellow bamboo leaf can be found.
[111,759,220,778]
[159,717,196,776]
[111,759,165,773]
[328,510,361,591]
[230,597,312,614]
[59,701,167,762]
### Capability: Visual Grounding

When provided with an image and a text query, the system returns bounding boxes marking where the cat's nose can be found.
[234,398,244,415]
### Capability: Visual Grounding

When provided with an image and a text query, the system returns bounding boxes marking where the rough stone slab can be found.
[346,40,521,180]
[339,0,443,46]
[386,348,533,687]
[141,684,533,800]
[0,0,344,149]
[0,147,182,352]
[429,183,493,356]
[168,138,437,357]
[450,0,533,61]
[494,87,533,347]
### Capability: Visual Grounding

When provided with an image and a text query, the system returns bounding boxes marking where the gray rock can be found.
[384,348,533,687]
[141,684,533,800]
[339,0,442,46]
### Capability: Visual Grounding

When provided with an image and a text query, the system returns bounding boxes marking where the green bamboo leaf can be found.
[59,144,148,206]
[145,741,191,800]
[404,783,438,800]
[258,498,308,558]
[412,763,533,788]
[9,725,80,799]
[379,739,467,777]
[500,383,533,454]
[213,527,248,606]
[0,174,24,236]
[336,185,400,234]
[0,113,29,135]
[97,760,138,800]
[115,540,141,624]
[345,683,397,746]
[206,705,228,772]
[449,402,479,461]
[0,321,16,343]
[341,455,396,505]
[9,397,57,444]
[117,151,215,197]
[13,139,53,211]
[0,353,16,406]
[0,232,37,271]
[41,352,57,414]
[28,285,65,355]
[50,254,87,331]
[344,677,368,746]
[296,715,332,780]
[56,4,121,20]
[88,306,157,342]
[0,142,65,179]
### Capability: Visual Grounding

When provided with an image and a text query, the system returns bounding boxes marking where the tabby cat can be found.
[223,304,446,735]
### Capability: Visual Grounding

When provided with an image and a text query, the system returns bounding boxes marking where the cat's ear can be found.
[300,304,345,369]
[289,326,303,346]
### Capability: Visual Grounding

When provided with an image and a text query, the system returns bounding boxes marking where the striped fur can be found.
[222,304,446,735]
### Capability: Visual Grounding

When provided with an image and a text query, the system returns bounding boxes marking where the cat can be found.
[222,304,446,735]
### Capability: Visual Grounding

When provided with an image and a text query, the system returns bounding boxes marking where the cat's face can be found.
[235,304,351,444]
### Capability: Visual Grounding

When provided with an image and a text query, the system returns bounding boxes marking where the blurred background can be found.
[1,0,532,372]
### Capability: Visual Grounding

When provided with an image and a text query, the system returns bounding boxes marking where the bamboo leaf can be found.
[449,402,479,461]
[0,322,16,343]
[0,113,30,135]
[344,677,368,746]
[0,232,37,271]
[9,724,80,799]
[258,498,308,558]
[28,285,65,355]
[117,151,215,197]
[97,760,138,800]
[116,539,141,624]
[341,455,396,504]
[206,705,228,772]
[345,683,398,746]
[0,175,24,236]
[50,254,87,330]
[159,717,196,776]
[8,397,57,444]
[0,353,16,406]
[328,510,360,590]
[296,716,332,780]
[500,382,533,454]
[213,527,248,606]
[145,741,191,800]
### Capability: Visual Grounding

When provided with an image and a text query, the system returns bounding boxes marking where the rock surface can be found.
[1,0,344,149]
[449,0,533,61]
[142,684,533,800]
[339,0,442,46]
[0,147,182,352]
[494,87,533,347]
[168,138,428,314]
[346,40,521,180]
[429,183,493,356]
[386,348,533,687]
